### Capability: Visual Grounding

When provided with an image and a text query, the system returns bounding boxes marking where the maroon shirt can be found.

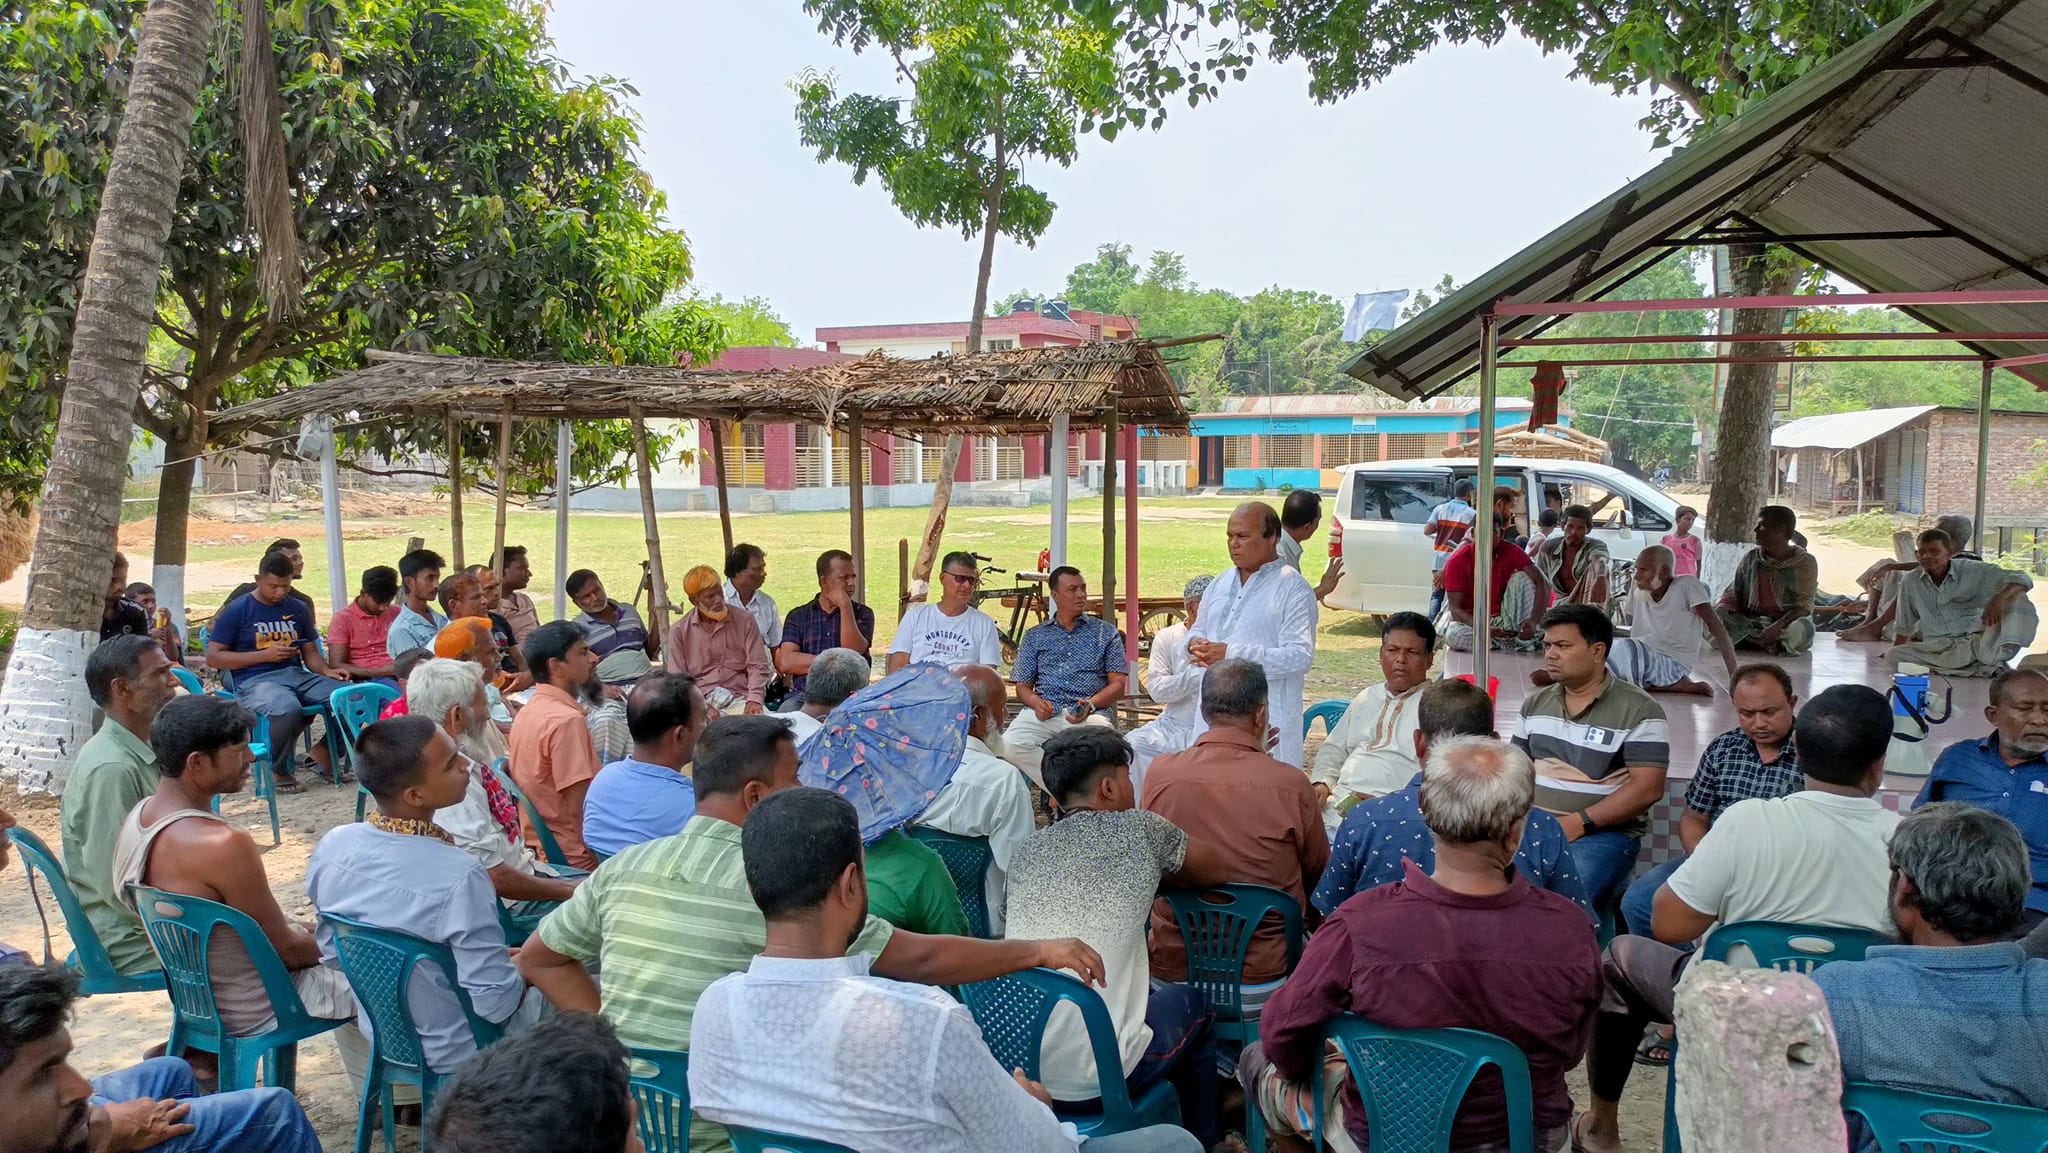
[1259,859,1601,1148]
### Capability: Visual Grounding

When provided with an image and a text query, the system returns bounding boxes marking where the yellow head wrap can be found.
[682,565,728,620]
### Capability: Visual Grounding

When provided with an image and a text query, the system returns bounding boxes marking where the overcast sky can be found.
[543,1,1669,344]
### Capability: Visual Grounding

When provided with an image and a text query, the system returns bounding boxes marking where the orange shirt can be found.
[1142,725,1330,982]
[505,683,601,869]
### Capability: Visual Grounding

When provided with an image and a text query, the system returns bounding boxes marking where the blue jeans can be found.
[1061,985,1218,1148]
[236,668,341,774]
[1621,854,1685,938]
[91,1058,320,1153]
[1427,583,1447,624]
[1569,829,1643,913]
[1082,1125,1206,1153]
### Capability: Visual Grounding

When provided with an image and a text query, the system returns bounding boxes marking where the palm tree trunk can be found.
[0,0,218,792]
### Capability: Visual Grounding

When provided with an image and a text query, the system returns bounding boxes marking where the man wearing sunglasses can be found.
[887,551,1004,673]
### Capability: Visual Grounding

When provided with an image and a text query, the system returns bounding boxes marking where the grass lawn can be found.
[175,495,1387,698]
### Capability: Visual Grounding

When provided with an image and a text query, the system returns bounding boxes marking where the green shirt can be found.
[536,814,894,1153]
[864,829,971,938]
[59,720,162,975]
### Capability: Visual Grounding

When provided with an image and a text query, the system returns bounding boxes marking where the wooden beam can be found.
[709,419,735,559]
[1102,406,1119,622]
[492,407,513,589]
[848,412,867,606]
[629,404,670,640]
[446,413,464,568]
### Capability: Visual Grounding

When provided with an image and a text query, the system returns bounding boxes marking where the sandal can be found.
[271,773,305,795]
[1634,1025,1674,1067]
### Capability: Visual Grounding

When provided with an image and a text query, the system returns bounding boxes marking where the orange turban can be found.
[434,617,493,660]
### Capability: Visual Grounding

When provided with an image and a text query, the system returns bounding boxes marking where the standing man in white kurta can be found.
[1188,503,1319,768]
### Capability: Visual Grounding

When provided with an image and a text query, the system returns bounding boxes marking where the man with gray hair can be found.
[780,646,870,747]
[1813,803,2048,1151]
[1920,667,2048,930]
[1126,574,1212,793]
[1143,659,1328,1003]
[1246,733,1602,1153]
[916,664,1035,934]
[1886,525,2037,676]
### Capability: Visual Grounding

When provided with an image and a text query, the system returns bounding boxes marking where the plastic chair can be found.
[128,885,347,1093]
[210,631,342,786]
[8,828,167,996]
[1303,699,1349,739]
[1665,921,1892,1152]
[491,757,570,868]
[329,682,400,766]
[626,1048,692,1153]
[171,665,205,695]
[1314,1016,1536,1153]
[1161,884,1303,1048]
[908,827,997,938]
[238,714,283,846]
[321,914,508,1153]
[959,967,1180,1137]
[726,1129,857,1153]
[1841,1083,2048,1153]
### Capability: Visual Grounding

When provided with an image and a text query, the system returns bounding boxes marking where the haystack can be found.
[0,506,32,585]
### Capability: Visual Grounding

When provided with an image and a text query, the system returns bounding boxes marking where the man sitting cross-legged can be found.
[1715,505,1819,657]
[306,715,547,1076]
[665,566,770,715]
[777,647,868,748]
[1572,684,1901,1153]
[914,664,1036,936]
[406,659,579,914]
[582,672,710,858]
[689,787,1204,1153]
[1004,727,1230,1148]
[1586,544,1738,697]
[1812,803,2048,1153]
[427,1014,640,1153]
[514,714,1109,1153]
[1843,512,1978,643]
[1886,527,2038,676]
[110,695,363,1082]
[1242,735,1602,1153]
[1313,678,1590,919]
[0,964,322,1153]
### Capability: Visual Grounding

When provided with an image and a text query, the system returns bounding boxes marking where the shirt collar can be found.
[1975,732,2048,768]
[686,813,742,843]
[1397,856,1532,907]
[1193,725,1266,754]
[1864,941,2022,970]
[99,716,156,762]
[617,755,687,778]
[532,683,582,710]
[965,735,998,758]
[745,953,873,981]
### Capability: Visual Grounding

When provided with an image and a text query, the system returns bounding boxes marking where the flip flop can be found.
[271,774,305,795]
[1569,1114,1596,1153]
[1634,1026,1674,1067]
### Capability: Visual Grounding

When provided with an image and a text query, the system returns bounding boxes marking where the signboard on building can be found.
[1350,418,1378,434]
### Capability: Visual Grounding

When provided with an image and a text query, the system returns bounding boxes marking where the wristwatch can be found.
[1578,812,1603,836]
[1073,701,1094,719]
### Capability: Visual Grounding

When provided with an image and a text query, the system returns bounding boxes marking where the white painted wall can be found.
[830,336,956,358]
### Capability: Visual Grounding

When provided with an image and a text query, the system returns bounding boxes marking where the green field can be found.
[175,495,1386,698]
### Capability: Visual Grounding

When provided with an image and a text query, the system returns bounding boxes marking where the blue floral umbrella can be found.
[798,661,971,844]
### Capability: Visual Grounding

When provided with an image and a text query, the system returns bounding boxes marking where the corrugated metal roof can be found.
[1343,0,2048,399]
[1771,405,1936,449]
[1199,395,1534,417]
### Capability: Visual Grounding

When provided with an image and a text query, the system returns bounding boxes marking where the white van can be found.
[1324,458,1683,617]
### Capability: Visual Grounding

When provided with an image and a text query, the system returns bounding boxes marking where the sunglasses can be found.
[942,571,981,587]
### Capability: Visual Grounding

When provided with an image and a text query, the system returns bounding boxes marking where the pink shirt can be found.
[1663,532,1703,578]
[327,601,399,670]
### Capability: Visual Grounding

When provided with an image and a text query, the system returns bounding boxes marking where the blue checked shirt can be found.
[1917,733,2048,914]
[1311,774,1592,920]
[1010,613,1127,710]
[1683,729,1804,823]
[778,597,875,697]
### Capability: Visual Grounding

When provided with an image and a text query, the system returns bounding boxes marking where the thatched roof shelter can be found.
[1443,422,1609,463]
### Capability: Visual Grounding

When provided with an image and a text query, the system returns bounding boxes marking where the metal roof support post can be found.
[320,428,347,620]
[1475,313,1499,692]
[1123,422,1140,669]
[554,420,571,620]
[1103,407,1120,624]
[1977,360,1993,555]
[849,411,868,607]
[1049,413,1070,568]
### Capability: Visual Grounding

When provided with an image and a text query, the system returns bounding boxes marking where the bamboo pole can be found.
[848,412,868,607]
[709,420,735,559]
[446,413,464,568]
[629,405,670,640]
[554,420,571,620]
[1122,422,1139,668]
[1102,408,1119,622]
[492,407,513,588]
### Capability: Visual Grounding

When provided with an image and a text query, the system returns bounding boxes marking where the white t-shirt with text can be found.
[890,603,1004,668]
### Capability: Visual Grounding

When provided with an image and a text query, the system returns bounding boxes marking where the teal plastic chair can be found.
[321,914,508,1153]
[8,827,167,996]
[1665,921,1893,1151]
[1303,699,1349,739]
[128,885,348,1093]
[210,630,342,786]
[1841,1083,2048,1153]
[1161,884,1303,1048]
[171,665,205,695]
[726,1129,856,1153]
[959,967,1180,1137]
[626,1048,692,1153]
[329,683,399,821]
[908,827,996,938]
[239,714,283,846]
[1314,1017,1535,1153]
[491,757,570,868]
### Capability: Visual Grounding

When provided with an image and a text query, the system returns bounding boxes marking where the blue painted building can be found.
[1190,395,1542,490]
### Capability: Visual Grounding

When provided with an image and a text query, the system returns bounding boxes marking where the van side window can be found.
[1631,500,1673,533]
[1350,475,1447,524]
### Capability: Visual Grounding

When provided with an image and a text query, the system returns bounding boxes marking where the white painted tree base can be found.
[0,626,98,794]
[153,562,188,652]
[1701,539,1750,602]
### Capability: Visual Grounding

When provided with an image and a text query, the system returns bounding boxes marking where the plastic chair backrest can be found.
[626,1048,692,1153]
[907,827,995,938]
[319,913,505,1080]
[8,827,163,994]
[1320,1016,1536,1153]
[959,968,1141,1130]
[1841,1083,2048,1153]
[1699,920,1891,972]
[1162,885,1304,1019]
[171,666,204,695]
[726,1127,858,1153]
[490,757,569,867]
[1303,699,1349,739]
[327,683,400,762]
[128,885,325,1044]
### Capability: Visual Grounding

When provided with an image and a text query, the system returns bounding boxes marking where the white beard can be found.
[981,725,1007,761]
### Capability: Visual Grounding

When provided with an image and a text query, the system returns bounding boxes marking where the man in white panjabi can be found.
[1311,611,1433,835]
[1126,575,1213,797]
[1188,502,1319,768]
[1889,527,2038,676]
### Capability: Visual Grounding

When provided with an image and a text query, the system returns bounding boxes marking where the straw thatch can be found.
[211,339,1204,439]
[1443,422,1609,462]
[0,506,32,585]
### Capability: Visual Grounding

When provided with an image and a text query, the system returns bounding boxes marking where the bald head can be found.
[1227,502,1282,574]
[955,664,1007,739]
[1936,514,1974,553]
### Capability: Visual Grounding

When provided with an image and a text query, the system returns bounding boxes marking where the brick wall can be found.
[1923,409,2048,527]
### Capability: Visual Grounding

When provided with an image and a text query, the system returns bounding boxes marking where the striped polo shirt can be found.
[1511,675,1670,835]
[537,814,893,1153]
